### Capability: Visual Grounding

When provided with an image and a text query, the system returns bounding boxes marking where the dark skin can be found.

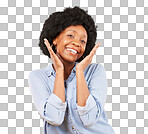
[52,52,75,80]
[50,25,88,80]
[44,25,100,105]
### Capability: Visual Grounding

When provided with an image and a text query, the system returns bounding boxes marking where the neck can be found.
[63,62,76,81]
[63,61,76,72]
[53,52,76,80]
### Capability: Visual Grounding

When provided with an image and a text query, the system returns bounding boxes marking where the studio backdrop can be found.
[0,0,148,134]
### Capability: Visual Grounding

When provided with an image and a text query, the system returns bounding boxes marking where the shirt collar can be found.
[46,62,79,77]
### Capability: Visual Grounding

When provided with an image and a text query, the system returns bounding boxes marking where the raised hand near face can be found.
[44,38,64,71]
[76,43,101,72]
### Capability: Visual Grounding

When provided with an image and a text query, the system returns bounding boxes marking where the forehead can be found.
[63,25,87,37]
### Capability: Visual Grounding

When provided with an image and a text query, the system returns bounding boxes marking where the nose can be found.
[72,41,80,47]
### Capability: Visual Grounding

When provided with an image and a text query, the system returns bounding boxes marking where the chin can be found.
[63,56,77,63]
[59,52,81,63]
[66,59,77,63]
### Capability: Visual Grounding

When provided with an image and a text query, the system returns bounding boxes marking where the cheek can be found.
[58,38,70,47]
[56,39,68,50]
[78,46,86,59]
[81,45,86,53]
[63,39,70,45]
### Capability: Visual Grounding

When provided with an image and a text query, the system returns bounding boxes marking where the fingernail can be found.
[44,41,47,45]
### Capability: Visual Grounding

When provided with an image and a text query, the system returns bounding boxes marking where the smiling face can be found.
[53,25,88,63]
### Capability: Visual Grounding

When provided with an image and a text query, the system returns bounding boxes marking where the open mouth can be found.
[66,48,78,56]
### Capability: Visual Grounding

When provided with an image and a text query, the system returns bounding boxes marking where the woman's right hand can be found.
[44,38,64,71]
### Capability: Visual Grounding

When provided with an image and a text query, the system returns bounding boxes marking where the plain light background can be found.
[0,0,148,134]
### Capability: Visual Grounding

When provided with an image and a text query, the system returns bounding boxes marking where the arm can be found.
[28,70,66,126]
[76,64,108,127]
[53,69,65,103]
[76,69,90,106]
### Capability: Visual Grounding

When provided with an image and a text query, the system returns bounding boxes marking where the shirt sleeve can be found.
[28,70,67,126]
[76,64,108,127]
[76,94,96,115]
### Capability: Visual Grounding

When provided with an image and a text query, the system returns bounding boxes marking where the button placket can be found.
[65,69,79,133]
[67,105,79,133]
[67,103,76,131]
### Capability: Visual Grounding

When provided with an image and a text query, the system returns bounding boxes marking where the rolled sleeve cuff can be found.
[48,93,67,111]
[76,94,96,116]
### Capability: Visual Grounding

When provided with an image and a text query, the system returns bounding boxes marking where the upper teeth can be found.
[66,48,77,54]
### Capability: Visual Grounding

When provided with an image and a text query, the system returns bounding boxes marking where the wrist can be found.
[76,66,83,71]
[76,69,84,75]
[56,68,64,73]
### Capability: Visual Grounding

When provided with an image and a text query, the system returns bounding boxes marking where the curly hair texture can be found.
[39,6,97,62]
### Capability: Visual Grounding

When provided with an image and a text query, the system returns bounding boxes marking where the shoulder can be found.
[85,63,105,74]
[84,63,106,81]
[28,69,43,78]
[28,65,51,80]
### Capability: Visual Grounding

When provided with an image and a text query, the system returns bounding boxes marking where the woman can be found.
[28,6,115,134]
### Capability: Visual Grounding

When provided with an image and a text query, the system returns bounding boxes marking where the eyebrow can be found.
[66,30,87,38]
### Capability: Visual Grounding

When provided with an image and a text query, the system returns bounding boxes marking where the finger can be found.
[44,38,60,63]
[92,43,100,53]
[44,38,56,59]
[88,43,100,58]
[93,43,100,52]
[44,38,55,55]
[44,38,52,50]
[95,43,101,48]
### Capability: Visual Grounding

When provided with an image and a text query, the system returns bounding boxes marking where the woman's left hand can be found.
[76,43,101,72]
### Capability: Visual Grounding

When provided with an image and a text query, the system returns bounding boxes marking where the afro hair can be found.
[38,6,97,62]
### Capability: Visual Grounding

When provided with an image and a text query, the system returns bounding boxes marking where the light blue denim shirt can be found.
[28,62,115,134]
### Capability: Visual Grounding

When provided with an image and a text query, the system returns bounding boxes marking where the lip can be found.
[66,47,80,53]
[66,48,78,56]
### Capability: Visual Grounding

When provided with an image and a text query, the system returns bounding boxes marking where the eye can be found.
[68,35,74,38]
[81,40,86,44]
